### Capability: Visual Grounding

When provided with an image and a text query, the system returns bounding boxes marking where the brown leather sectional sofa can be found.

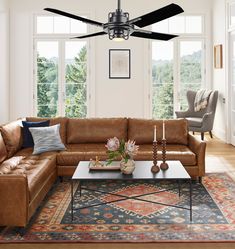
[0,117,206,227]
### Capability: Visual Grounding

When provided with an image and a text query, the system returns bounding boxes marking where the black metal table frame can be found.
[71,178,192,222]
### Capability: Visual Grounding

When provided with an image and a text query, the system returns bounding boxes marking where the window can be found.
[152,15,205,119]
[153,15,203,34]
[34,14,89,118]
[152,42,174,119]
[36,15,87,34]
[36,41,59,117]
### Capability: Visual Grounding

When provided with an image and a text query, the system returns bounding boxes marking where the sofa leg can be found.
[192,131,195,135]
[198,177,202,183]
[209,131,213,138]
[201,132,204,140]
[59,176,63,182]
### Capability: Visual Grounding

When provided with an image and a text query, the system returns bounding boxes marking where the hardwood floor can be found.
[1,135,235,249]
[204,135,235,180]
[1,243,235,249]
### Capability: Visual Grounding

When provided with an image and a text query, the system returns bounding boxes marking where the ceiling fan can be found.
[44,0,184,41]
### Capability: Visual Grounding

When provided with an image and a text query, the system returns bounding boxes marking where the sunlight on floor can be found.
[202,134,235,180]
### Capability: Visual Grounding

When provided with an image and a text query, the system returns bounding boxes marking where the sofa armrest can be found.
[202,112,212,121]
[188,134,206,176]
[0,175,29,227]
[175,110,191,118]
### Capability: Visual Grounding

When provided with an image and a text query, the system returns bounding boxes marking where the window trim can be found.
[152,13,206,36]
[33,12,89,37]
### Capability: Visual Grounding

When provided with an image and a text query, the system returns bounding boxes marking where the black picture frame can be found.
[109,49,131,79]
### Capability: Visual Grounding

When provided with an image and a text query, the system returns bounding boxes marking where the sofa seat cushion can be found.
[128,118,188,145]
[134,144,196,166]
[0,133,7,163]
[0,154,56,201]
[186,117,202,128]
[57,144,108,166]
[67,118,128,144]
[16,148,57,158]
[26,155,56,201]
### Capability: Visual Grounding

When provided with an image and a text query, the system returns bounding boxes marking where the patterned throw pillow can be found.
[29,124,66,155]
[22,120,50,148]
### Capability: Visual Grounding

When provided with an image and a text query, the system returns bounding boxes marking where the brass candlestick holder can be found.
[160,139,169,170]
[151,141,160,173]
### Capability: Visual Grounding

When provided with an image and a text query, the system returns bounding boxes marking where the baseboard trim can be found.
[213,128,226,142]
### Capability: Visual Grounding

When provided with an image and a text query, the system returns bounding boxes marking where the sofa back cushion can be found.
[0,132,7,163]
[128,118,188,145]
[26,117,67,144]
[67,118,128,144]
[0,120,22,157]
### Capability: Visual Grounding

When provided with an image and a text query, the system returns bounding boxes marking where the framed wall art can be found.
[109,49,131,79]
[214,44,223,69]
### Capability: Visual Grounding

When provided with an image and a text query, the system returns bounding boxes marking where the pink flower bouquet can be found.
[105,137,139,165]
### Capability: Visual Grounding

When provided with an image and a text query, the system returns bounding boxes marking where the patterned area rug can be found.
[0,173,235,243]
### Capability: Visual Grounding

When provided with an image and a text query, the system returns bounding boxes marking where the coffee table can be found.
[71,160,192,222]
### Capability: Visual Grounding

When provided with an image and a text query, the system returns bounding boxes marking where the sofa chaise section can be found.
[0,121,57,227]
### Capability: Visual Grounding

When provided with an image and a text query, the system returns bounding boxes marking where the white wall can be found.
[8,0,213,120]
[0,0,9,123]
[212,0,227,141]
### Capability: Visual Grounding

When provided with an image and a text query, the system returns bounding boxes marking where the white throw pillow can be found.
[29,124,66,155]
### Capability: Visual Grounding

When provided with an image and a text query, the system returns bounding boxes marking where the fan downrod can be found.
[103,0,134,41]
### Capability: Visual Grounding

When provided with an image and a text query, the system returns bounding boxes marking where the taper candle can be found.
[154,125,157,141]
[163,120,165,140]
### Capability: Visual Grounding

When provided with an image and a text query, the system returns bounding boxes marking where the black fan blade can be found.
[129,3,184,28]
[44,8,103,27]
[72,31,106,39]
[131,30,178,40]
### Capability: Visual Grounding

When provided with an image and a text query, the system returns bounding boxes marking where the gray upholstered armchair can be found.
[175,90,218,140]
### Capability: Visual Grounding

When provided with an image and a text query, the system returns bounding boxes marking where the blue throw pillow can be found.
[22,120,50,148]
[29,124,66,155]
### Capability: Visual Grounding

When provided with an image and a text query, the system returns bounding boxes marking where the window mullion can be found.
[59,40,65,116]
[33,39,38,116]
[202,40,206,88]
[174,40,180,115]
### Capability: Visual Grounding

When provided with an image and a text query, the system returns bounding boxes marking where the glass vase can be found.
[120,158,135,174]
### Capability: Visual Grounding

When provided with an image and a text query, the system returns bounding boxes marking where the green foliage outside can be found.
[37,46,87,118]
[152,51,202,119]
[65,46,87,118]
[37,45,201,120]
[37,55,58,117]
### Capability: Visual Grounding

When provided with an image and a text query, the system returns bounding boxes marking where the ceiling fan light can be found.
[113,37,125,42]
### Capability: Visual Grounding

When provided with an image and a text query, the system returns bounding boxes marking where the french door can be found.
[152,39,205,119]
[229,32,235,146]
[34,39,89,118]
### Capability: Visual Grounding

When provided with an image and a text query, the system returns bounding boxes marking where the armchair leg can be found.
[198,177,202,183]
[209,131,213,138]
[201,132,204,140]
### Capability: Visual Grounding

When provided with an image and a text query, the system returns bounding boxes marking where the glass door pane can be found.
[152,41,174,119]
[36,41,59,117]
[65,41,87,117]
[179,41,203,110]
[231,38,235,144]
